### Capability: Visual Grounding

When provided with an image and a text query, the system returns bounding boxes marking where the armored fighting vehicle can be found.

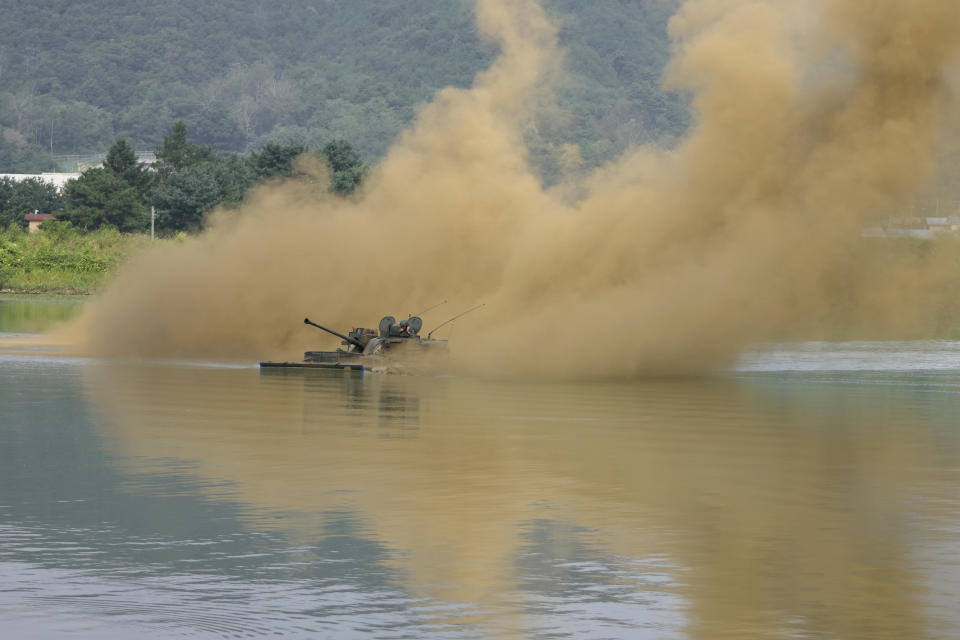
[259,305,482,372]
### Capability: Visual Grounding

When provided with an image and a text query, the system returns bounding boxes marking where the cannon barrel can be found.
[304,317,365,350]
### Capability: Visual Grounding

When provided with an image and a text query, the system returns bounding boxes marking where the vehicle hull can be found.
[259,360,364,371]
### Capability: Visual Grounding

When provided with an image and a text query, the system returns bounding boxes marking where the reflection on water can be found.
[2,342,960,638]
[0,294,84,334]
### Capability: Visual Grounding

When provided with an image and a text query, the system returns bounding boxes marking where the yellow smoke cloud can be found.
[74,0,960,376]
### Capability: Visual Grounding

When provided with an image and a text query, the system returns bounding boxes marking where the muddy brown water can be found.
[1,296,959,638]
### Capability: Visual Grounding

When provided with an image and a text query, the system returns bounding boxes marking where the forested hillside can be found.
[0,0,686,176]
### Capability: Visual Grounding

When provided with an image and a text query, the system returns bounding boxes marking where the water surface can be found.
[2,305,959,638]
[0,294,84,334]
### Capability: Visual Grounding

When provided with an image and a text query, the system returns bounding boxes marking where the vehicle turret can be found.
[304,318,375,352]
[378,315,423,338]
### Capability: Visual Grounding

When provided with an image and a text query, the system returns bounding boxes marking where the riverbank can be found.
[0,224,160,294]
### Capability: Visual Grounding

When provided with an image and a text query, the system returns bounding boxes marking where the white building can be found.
[0,172,80,192]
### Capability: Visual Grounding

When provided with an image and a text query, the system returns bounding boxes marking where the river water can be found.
[1,295,959,639]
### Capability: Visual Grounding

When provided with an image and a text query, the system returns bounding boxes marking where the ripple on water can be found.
[1,559,441,638]
[736,340,960,372]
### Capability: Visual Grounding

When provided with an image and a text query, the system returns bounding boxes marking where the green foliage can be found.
[57,138,156,232]
[43,100,115,153]
[104,138,138,176]
[104,138,153,196]
[6,117,367,235]
[151,123,252,232]
[155,121,212,175]
[152,153,252,232]
[150,136,367,231]
[0,226,26,284]
[322,139,366,195]
[0,176,65,228]
[250,142,307,180]
[0,0,686,176]
[0,133,58,173]
[38,219,77,242]
[0,224,148,293]
[61,167,147,232]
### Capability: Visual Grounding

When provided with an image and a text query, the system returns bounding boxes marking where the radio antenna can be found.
[427,304,485,339]
[414,299,447,317]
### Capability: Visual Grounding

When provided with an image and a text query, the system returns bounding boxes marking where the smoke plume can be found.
[74,0,960,376]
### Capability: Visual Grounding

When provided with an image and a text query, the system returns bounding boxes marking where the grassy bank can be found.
[0,223,158,294]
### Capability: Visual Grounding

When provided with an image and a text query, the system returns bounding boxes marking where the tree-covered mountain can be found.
[0,0,686,176]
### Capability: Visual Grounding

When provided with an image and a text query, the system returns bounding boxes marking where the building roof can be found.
[24,213,56,221]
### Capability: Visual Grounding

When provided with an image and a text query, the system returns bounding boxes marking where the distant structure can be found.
[861,215,960,239]
[24,212,56,233]
[55,151,155,172]
[0,172,80,193]
[924,217,958,233]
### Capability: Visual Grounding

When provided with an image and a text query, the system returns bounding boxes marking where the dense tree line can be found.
[0,134,59,173]
[0,0,687,179]
[1,123,366,234]
[0,176,64,229]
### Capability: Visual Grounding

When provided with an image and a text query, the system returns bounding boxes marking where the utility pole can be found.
[151,206,155,240]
